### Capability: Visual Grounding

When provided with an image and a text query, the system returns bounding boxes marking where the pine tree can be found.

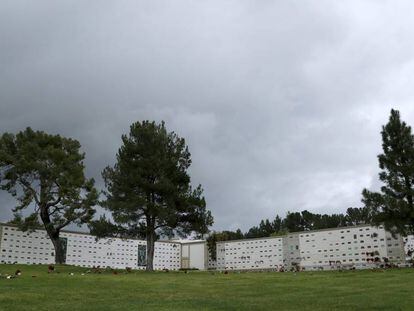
[362,109,414,235]
[90,121,213,271]
[0,128,98,263]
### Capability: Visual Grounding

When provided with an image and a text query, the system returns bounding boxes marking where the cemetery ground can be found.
[0,264,413,310]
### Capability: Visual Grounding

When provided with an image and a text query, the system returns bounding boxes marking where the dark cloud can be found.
[1,1,414,231]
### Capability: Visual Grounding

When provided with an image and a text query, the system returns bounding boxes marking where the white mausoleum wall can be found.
[0,224,196,270]
[216,225,406,271]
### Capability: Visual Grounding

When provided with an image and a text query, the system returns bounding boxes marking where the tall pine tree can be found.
[362,109,414,235]
[90,121,213,271]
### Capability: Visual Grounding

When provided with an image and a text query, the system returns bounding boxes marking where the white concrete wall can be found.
[0,224,189,270]
[181,244,189,257]
[403,235,414,261]
[186,242,206,270]
[207,247,217,269]
[216,225,406,271]
[154,241,181,270]
[0,225,54,265]
[217,237,284,270]
[384,231,406,263]
[216,243,226,270]
[1,223,407,271]
[298,225,392,269]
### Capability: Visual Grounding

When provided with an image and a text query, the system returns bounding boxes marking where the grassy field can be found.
[0,265,413,311]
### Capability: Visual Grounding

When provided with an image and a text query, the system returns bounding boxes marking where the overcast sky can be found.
[1,1,414,232]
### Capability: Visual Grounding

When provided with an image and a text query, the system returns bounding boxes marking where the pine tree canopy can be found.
[90,121,213,271]
[362,109,414,235]
[0,127,98,263]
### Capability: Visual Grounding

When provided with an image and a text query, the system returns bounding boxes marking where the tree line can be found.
[245,207,371,238]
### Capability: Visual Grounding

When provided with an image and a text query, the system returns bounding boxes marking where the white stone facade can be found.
[180,240,208,270]
[216,237,284,270]
[297,225,405,270]
[403,235,414,261]
[0,224,205,270]
[0,223,410,271]
[217,225,407,271]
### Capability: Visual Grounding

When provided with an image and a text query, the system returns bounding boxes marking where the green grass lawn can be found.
[0,265,413,311]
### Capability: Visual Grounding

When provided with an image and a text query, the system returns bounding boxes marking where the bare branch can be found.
[18,178,40,206]
[48,205,64,217]
[46,196,62,208]
[56,219,72,231]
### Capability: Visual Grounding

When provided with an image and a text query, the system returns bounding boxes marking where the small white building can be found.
[179,240,208,270]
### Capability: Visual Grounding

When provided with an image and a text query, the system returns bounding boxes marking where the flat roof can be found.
[174,239,206,245]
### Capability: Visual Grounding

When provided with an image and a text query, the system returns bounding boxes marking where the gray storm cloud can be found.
[1,0,414,231]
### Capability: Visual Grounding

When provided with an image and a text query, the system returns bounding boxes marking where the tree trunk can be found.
[50,233,65,264]
[146,231,155,271]
[40,206,65,264]
[43,225,65,264]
